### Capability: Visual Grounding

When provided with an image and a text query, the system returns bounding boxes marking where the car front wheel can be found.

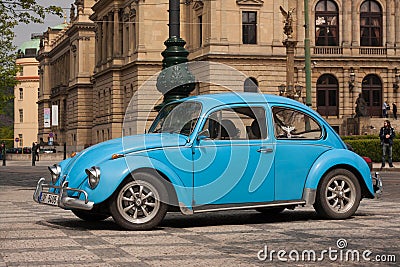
[110,172,168,230]
[314,169,361,219]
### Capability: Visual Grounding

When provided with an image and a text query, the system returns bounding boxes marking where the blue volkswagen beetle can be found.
[34,93,382,230]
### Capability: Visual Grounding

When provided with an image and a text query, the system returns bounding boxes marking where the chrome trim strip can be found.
[33,178,94,210]
[192,200,305,214]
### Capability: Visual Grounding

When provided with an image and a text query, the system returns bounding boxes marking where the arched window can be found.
[316,74,338,116]
[315,0,339,46]
[244,77,258,93]
[360,0,382,46]
[362,74,382,117]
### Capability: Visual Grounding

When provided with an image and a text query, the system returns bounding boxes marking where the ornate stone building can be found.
[90,0,400,136]
[37,0,95,151]
[39,0,400,149]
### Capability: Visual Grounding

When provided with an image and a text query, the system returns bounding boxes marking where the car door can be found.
[192,104,275,207]
[272,105,331,201]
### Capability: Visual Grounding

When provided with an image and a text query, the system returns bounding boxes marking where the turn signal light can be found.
[112,154,124,160]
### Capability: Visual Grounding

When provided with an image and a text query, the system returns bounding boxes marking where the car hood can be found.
[60,133,188,187]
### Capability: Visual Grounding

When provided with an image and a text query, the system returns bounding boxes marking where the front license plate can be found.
[39,192,59,206]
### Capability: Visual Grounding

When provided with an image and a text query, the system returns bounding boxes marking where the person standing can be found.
[34,142,40,161]
[382,101,389,118]
[379,120,395,168]
[31,142,36,166]
[1,142,6,166]
[393,102,397,120]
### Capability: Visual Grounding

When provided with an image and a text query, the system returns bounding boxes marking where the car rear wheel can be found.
[314,169,361,219]
[71,209,110,221]
[110,172,168,230]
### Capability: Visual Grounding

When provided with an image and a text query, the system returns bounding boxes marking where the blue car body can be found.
[34,93,381,229]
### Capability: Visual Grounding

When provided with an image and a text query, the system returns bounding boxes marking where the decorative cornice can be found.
[236,0,264,6]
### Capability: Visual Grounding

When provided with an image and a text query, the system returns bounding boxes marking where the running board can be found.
[191,200,306,214]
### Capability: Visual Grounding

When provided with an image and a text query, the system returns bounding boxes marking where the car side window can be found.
[201,106,267,140]
[273,107,322,139]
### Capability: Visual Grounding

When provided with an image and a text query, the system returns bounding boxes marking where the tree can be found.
[0,1,62,113]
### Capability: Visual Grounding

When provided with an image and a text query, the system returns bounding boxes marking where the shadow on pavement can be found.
[36,209,369,231]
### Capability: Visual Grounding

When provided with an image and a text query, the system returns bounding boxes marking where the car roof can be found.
[183,92,307,110]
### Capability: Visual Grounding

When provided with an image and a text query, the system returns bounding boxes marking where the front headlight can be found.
[48,164,61,183]
[85,166,101,189]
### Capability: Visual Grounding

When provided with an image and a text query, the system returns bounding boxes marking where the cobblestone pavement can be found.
[0,166,398,266]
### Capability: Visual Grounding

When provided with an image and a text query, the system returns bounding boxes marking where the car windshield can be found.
[149,101,202,136]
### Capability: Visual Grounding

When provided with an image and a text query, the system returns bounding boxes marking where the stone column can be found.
[129,10,135,55]
[342,0,351,46]
[395,0,400,46]
[123,18,129,56]
[96,22,102,66]
[296,1,304,46]
[386,0,395,46]
[283,38,298,99]
[107,12,113,60]
[113,9,120,57]
[102,18,107,63]
[351,1,359,46]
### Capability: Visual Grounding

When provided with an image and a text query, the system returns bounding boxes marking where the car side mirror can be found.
[197,129,210,141]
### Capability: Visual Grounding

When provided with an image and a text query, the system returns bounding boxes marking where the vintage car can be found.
[34,93,382,230]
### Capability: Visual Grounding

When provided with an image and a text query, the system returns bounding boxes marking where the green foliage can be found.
[0,1,62,113]
[0,125,13,148]
[341,135,379,141]
[344,139,400,162]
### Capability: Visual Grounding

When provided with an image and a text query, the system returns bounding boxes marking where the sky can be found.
[12,0,71,48]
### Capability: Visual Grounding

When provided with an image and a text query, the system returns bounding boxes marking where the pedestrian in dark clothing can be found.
[393,103,397,120]
[34,142,39,161]
[379,120,395,168]
[31,142,36,166]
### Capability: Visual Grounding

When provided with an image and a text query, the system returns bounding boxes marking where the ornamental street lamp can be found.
[156,0,195,110]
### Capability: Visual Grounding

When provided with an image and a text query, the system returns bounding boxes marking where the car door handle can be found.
[257,147,273,153]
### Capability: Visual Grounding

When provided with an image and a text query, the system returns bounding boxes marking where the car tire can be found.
[109,171,168,230]
[71,209,110,221]
[255,207,285,214]
[314,169,361,219]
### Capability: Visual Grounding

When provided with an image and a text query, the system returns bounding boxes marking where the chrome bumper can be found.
[33,178,94,210]
[373,172,383,198]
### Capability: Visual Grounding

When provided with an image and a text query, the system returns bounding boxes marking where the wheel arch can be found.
[302,150,375,205]
[317,164,374,198]
[127,167,180,208]
[87,156,192,209]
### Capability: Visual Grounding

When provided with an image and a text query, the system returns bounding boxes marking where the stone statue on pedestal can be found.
[355,93,368,117]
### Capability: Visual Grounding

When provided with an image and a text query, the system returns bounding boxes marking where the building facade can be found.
[14,35,41,148]
[37,0,95,151]
[39,0,400,149]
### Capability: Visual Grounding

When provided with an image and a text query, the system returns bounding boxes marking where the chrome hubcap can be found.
[117,180,160,224]
[326,176,355,213]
